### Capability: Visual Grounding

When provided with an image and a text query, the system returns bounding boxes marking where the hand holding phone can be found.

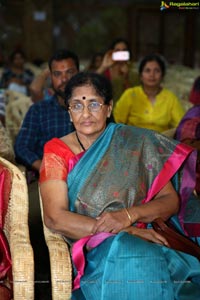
[112,51,130,61]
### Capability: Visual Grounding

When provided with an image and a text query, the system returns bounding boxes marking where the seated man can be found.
[14,49,79,173]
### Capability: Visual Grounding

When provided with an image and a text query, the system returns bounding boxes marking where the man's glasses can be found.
[69,101,105,113]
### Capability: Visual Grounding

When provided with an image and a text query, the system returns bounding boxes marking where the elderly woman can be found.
[40,72,200,300]
[114,53,185,133]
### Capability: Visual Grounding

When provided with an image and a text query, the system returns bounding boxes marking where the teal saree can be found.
[67,123,200,300]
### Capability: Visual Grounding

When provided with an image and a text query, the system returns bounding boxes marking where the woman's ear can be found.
[68,111,73,122]
[107,100,113,118]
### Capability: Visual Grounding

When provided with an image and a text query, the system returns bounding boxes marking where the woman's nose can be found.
[61,73,68,82]
[82,105,92,116]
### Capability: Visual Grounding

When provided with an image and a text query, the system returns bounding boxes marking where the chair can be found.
[39,191,72,300]
[0,157,34,299]
[5,92,32,144]
[24,62,42,77]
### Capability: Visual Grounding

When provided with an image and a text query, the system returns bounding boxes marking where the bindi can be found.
[82,96,86,100]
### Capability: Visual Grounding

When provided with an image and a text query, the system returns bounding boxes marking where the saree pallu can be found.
[67,123,200,300]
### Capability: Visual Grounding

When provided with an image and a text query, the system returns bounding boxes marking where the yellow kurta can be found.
[113,86,185,133]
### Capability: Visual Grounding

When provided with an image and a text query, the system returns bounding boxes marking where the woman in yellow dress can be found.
[114,53,185,133]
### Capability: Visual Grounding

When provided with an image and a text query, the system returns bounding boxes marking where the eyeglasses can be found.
[69,101,105,113]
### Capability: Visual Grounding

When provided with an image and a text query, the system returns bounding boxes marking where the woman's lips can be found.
[81,121,94,126]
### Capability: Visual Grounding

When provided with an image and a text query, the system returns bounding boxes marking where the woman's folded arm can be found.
[40,180,96,240]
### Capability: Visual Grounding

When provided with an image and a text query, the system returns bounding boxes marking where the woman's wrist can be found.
[124,208,132,225]
[121,225,138,235]
[96,65,107,74]
[125,207,139,224]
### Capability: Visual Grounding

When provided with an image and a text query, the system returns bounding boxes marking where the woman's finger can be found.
[153,231,169,247]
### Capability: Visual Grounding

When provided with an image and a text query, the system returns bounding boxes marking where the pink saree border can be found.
[72,232,114,290]
[142,144,189,203]
[137,143,195,231]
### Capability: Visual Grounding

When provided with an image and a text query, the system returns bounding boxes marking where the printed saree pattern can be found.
[67,124,200,299]
[68,123,196,229]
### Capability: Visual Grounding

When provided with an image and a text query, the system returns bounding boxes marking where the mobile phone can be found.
[112,51,130,61]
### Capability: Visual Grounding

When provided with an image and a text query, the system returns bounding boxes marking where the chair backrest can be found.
[0,121,14,162]
[39,189,72,300]
[5,94,32,144]
[24,62,42,76]
[0,157,34,300]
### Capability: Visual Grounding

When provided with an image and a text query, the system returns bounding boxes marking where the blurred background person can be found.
[96,37,139,106]
[86,52,104,72]
[29,66,54,103]
[175,104,200,196]
[0,49,34,95]
[189,76,200,105]
[114,53,185,133]
[14,49,78,173]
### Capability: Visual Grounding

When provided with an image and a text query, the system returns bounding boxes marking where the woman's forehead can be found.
[144,60,161,69]
[72,84,98,96]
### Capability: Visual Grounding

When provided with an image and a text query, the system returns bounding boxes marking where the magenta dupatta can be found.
[0,166,12,296]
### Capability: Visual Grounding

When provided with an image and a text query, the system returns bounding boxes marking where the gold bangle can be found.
[124,208,132,224]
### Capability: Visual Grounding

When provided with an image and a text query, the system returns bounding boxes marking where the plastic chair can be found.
[39,191,72,300]
[0,157,34,299]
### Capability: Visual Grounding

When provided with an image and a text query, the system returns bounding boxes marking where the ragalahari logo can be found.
[160,1,200,10]
[160,1,170,10]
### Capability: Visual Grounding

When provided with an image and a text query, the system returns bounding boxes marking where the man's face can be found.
[51,58,78,97]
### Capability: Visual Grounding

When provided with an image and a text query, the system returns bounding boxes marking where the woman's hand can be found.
[101,50,115,68]
[96,50,115,74]
[123,226,169,247]
[92,209,132,234]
